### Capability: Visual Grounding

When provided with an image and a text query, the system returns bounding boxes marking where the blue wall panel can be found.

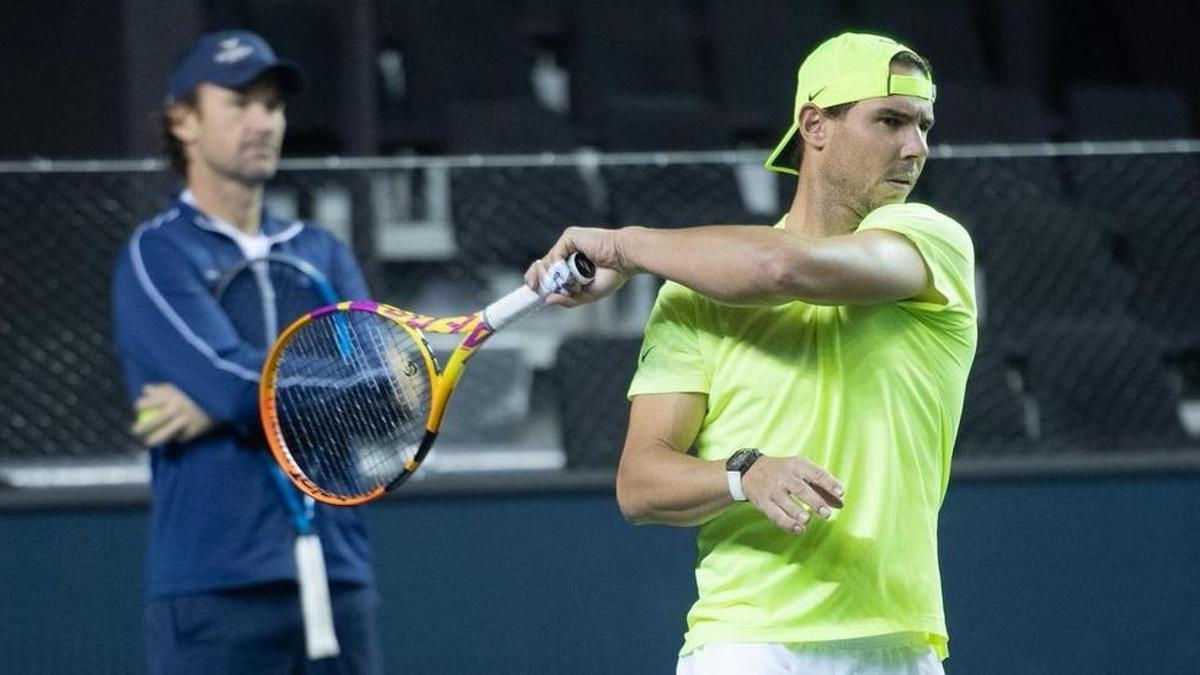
[1,476,1198,673]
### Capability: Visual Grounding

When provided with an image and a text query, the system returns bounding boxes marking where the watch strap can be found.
[727,469,748,502]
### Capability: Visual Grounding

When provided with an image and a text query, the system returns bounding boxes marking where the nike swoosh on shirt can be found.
[640,346,657,363]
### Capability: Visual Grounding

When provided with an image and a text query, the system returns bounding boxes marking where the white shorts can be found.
[676,634,944,675]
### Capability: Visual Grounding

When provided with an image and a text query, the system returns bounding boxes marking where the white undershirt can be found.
[180,189,272,260]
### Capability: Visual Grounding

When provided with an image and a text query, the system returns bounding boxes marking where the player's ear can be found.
[167,101,199,144]
[797,105,829,151]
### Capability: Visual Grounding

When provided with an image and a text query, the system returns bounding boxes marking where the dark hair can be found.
[157,94,196,177]
[790,51,933,170]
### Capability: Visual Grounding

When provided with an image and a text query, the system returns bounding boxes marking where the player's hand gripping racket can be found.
[261,253,595,505]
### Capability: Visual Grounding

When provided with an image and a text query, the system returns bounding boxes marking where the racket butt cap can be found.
[568,252,595,285]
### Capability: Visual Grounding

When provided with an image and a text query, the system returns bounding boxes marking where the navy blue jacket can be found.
[112,196,374,597]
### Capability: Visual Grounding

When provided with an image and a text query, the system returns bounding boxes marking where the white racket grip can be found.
[295,534,340,660]
[483,254,593,331]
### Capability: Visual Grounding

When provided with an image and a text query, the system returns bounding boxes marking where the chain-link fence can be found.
[1,143,1198,485]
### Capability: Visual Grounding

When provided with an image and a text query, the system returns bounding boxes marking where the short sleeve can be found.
[857,202,977,327]
[627,281,712,398]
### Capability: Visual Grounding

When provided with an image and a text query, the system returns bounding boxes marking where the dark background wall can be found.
[0,1,129,158]
[2,0,1198,160]
[2,474,1198,674]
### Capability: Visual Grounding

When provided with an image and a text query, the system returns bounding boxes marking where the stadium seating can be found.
[515,0,569,44]
[979,1,1054,94]
[919,156,1131,342]
[701,0,847,141]
[449,165,602,271]
[956,348,1030,456]
[599,94,732,154]
[602,161,755,228]
[0,172,175,459]
[438,347,533,444]
[554,336,643,469]
[375,0,537,150]
[6,1,1200,473]
[1059,88,1200,348]
[564,0,708,139]
[1122,215,1200,351]
[928,85,1061,145]
[847,0,992,84]
[1064,84,1195,141]
[1021,317,1191,450]
[445,98,578,154]
[247,0,346,154]
[597,94,757,227]
[443,97,594,272]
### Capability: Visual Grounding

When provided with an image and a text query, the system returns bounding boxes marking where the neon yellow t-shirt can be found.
[627,202,977,659]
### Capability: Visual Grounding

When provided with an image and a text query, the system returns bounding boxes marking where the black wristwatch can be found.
[725,448,762,502]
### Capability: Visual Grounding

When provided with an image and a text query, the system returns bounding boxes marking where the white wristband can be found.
[727,470,747,502]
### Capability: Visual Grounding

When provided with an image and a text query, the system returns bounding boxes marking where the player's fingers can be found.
[525,258,549,290]
[139,384,187,413]
[530,256,585,297]
[178,416,210,444]
[545,274,614,307]
[543,292,577,307]
[770,492,813,528]
[758,499,808,535]
[799,464,845,508]
[552,228,580,258]
[135,392,164,412]
[134,397,157,412]
[783,478,837,519]
[140,383,175,399]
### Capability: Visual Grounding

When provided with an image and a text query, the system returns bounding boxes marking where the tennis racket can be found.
[260,252,595,505]
[213,252,343,348]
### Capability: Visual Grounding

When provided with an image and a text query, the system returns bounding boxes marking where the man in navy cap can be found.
[112,30,381,673]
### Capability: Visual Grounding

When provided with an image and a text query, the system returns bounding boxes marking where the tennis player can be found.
[111,31,380,673]
[529,32,975,674]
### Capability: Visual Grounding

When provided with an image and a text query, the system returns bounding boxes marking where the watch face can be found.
[726,448,761,473]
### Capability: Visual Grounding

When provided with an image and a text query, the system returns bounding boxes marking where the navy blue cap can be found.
[166,30,304,103]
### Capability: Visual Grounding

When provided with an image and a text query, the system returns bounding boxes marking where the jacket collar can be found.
[175,190,304,244]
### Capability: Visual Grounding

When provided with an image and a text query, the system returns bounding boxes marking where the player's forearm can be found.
[616,446,734,527]
[614,225,927,306]
[616,225,818,306]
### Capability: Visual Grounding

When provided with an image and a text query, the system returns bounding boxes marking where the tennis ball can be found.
[137,408,159,425]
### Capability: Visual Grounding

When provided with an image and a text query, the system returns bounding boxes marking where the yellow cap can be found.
[765,32,936,175]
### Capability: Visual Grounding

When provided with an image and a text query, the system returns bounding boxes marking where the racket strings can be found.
[278,325,369,496]
[359,319,423,468]
[273,311,432,499]
[279,320,379,496]
[277,323,382,496]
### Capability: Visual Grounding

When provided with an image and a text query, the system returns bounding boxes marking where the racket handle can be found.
[482,253,595,332]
